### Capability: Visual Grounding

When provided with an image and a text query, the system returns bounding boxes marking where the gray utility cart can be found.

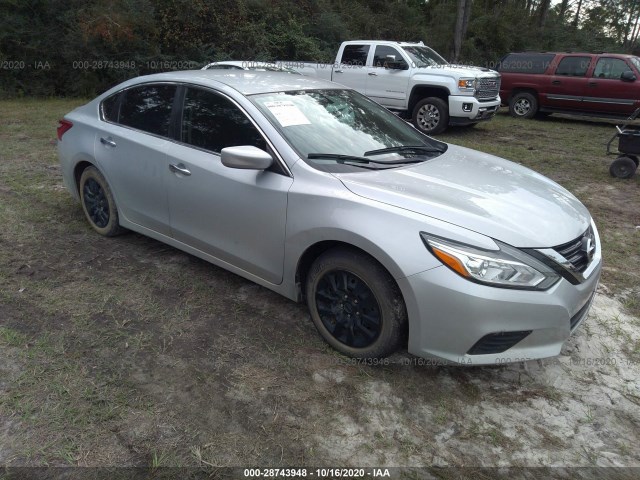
[607,107,640,179]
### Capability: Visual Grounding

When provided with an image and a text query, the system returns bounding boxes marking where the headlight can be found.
[421,233,560,290]
[458,78,476,90]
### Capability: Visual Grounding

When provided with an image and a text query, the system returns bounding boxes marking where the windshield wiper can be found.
[307,153,425,165]
[308,153,370,163]
[364,145,445,156]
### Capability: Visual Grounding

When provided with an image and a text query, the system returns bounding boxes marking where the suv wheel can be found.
[509,92,538,119]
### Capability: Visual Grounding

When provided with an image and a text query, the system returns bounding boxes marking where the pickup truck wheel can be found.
[412,97,449,135]
[509,92,538,119]
[306,248,407,359]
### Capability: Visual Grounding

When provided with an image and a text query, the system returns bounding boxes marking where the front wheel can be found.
[79,166,126,236]
[306,248,407,359]
[509,92,538,119]
[412,97,449,135]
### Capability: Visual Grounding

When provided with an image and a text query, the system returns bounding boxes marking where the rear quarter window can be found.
[101,93,121,122]
[498,53,555,74]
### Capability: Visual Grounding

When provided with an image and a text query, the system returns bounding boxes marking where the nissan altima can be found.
[57,71,602,364]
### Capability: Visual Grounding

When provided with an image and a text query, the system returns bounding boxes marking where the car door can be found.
[365,45,410,109]
[543,55,592,112]
[166,86,292,284]
[94,84,176,236]
[332,44,372,93]
[584,57,639,115]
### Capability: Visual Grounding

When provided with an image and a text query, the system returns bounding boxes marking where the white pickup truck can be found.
[286,40,501,134]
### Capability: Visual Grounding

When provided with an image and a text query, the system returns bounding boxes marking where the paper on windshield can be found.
[263,101,311,127]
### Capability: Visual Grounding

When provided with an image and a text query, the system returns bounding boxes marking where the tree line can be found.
[0,0,638,97]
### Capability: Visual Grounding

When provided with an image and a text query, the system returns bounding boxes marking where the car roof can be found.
[344,40,425,47]
[113,70,341,96]
[201,61,301,74]
[211,61,245,67]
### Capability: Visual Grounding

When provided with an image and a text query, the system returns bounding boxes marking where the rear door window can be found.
[554,56,591,77]
[340,45,370,66]
[119,84,177,137]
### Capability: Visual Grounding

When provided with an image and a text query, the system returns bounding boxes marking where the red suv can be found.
[498,52,640,119]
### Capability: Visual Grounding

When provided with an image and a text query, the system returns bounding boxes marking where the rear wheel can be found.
[609,156,637,179]
[79,166,126,236]
[306,248,407,359]
[412,97,449,135]
[509,92,538,119]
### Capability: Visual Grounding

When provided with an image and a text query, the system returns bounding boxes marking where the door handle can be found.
[334,70,343,74]
[588,82,597,87]
[100,137,117,147]
[169,163,191,176]
[551,80,561,85]
[368,72,378,76]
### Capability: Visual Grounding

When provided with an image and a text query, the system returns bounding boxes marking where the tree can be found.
[1,0,638,97]
[573,0,584,27]
[538,0,551,29]
[452,0,472,62]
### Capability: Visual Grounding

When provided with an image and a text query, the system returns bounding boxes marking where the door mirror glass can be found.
[221,146,273,170]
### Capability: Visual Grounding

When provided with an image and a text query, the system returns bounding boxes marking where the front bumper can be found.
[398,258,601,365]
[448,95,501,125]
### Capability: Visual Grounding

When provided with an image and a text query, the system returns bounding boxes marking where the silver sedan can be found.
[57,71,601,365]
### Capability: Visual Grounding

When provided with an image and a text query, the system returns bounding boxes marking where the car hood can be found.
[333,145,590,248]
[419,65,499,78]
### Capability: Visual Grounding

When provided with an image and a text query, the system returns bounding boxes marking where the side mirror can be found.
[621,70,636,82]
[221,145,273,170]
[385,55,408,70]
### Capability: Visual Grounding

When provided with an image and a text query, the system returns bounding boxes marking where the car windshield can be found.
[250,89,446,172]
[403,46,448,67]
[630,56,640,72]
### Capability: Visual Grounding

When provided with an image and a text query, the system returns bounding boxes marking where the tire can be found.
[609,156,637,179]
[305,248,407,359]
[509,92,538,119]
[412,97,449,135]
[79,166,126,236]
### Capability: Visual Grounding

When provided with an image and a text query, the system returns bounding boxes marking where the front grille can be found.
[476,76,501,101]
[552,226,595,273]
[467,330,532,355]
